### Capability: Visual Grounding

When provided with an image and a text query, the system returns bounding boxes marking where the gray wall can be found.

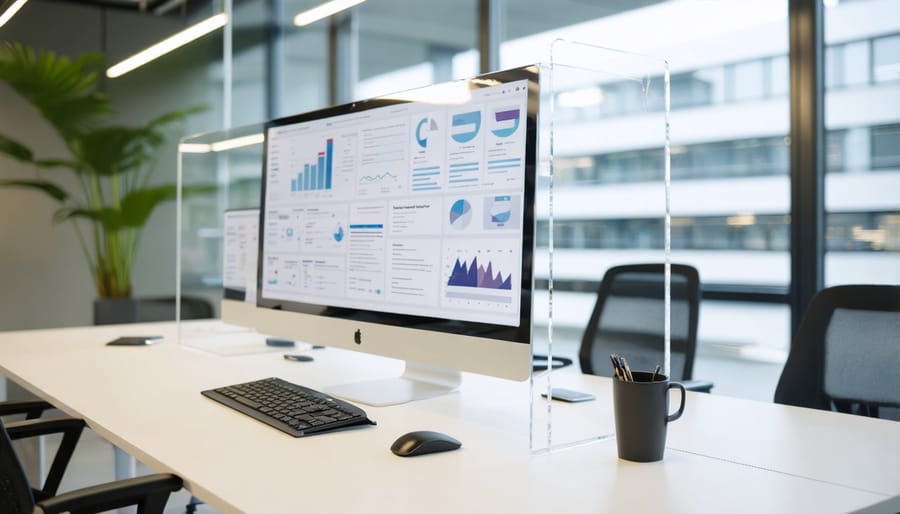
[0,1,222,330]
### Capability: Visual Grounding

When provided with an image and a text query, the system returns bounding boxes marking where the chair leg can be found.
[185,495,204,513]
[136,491,170,514]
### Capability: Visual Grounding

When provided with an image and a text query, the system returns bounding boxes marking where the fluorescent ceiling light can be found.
[178,143,213,154]
[0,0,28,28]
[210,133,264,152]
[179,133,264,154]
[107,13,227,78]
[294,0,366,27]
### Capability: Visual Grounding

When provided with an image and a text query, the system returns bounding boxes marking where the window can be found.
[731,60,766,102]
[871,123,900,169]
[824,2,900,288]
[872,33,900,84]
[502,0,791,401]
[769,56,789,97]
[353,0,477,98]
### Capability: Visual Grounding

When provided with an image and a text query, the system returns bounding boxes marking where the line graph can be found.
[359,171,399,183]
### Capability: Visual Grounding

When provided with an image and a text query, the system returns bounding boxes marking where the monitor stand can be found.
[324,362,461,407]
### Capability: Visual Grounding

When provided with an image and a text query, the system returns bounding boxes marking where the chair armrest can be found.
[5,417,85,497]
[0,399,54,419]
[681,379,714,393]
[4,417,85,440]
[34,474,183,514]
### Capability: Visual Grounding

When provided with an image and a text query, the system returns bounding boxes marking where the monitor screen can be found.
[223,209,259,302]
[254,66,539,404]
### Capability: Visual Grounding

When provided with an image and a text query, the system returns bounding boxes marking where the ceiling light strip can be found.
[294,0,366,27]
[0,0,28,29]
[179,133,264,154]
[209,133,264,152]
[106,13,227,79]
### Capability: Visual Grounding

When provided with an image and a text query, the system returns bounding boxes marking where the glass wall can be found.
[353,0,478,98]
[823,0,900,287]
[279,0,329,116]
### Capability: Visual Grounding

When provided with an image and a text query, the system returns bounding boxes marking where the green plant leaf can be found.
[146,105,208,129]
[34,158,80,170]
[0,179,69,202]
[0,42,113,138]
[70,106,202,177]
[0,133,35,163]
[117,183,217,227]
[53,205,117,228]
[53,183,216,230]
[1,43,208,298]
[70,126,162,177]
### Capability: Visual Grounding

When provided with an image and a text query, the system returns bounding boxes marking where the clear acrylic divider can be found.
[530,40,671,453]
[176,122,268,353]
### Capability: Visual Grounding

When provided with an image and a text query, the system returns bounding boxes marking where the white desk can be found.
[1,321,897,514]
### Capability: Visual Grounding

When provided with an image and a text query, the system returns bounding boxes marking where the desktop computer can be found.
[223,208,259,302]
[228,65,540,407]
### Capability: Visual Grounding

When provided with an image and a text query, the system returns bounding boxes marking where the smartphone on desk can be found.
[106,336,164,346]
[541,388,596,403]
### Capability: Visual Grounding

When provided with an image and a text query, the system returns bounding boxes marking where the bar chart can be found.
[291,138,334,192]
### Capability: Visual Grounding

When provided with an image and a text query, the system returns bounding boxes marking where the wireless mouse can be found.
[390,430,461,457]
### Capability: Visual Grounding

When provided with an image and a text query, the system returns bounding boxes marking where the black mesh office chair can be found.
[774,285,900,419]
[578,264,713,392]
[0,403,182,514]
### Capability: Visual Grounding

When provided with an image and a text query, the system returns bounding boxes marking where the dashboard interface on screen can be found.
[258,66,537,343]
[223,209,259,302]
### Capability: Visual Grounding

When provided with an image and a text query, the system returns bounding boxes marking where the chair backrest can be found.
[0,418,36,514]
[774,285,900,417]
[579,263,701,381]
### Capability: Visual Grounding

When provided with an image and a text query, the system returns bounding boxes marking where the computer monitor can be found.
[223,208,259,303]
[253,65,539,406]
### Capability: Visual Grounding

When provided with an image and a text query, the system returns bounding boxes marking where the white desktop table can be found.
[0,321,897,514]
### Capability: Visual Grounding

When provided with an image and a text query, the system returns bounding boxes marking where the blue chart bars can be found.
[412,166,440,191]
[291,138,334,192]
[447,257,512,290]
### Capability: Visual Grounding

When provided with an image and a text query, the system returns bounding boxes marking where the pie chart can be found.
[448,199,472,230]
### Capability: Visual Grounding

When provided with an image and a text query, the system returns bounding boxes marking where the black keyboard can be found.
[202,377,375,437]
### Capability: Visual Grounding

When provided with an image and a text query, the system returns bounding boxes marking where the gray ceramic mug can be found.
[612,371,686,462]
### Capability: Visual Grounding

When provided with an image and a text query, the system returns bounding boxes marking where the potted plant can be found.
[0,42,210,322]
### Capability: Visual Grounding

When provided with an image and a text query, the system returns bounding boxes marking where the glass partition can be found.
[177,123,267,352]
[530,41,671,453]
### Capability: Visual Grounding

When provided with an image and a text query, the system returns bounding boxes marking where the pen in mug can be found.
[651,365,661,381]
[620,356,634,382]
[609,354,623,380]
[610,353,628,382]
[613,354,627,382]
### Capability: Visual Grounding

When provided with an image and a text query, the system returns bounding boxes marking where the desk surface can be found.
[1,321,897,514]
